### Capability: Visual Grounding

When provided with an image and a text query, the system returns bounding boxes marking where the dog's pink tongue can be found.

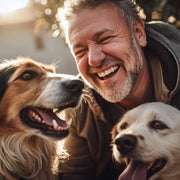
[118,160,148,180]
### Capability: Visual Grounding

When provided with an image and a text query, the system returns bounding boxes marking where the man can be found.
[58,0,180,179]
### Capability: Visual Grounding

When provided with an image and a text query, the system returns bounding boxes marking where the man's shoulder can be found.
[145,21,178,32]
[145,21,180,44]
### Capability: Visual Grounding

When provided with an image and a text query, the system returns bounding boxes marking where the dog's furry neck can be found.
[0,129,57,180]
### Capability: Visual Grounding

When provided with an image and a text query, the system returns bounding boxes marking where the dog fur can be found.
[112,102,180,180]
[0,57,83,180]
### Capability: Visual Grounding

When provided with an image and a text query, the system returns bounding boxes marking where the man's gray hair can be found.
[59,0,146,40]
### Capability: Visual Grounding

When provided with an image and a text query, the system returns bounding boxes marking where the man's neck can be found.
[118,55,153,109]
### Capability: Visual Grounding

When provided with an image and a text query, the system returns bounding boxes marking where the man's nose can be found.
[88,45,105,67]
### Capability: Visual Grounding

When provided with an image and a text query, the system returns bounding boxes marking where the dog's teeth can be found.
[32,112,36,119]
[52,119,59,129]
[31,111,42,122]
[67,118,72,126]
[58,126,64,130]
[36,116,41,122]
[57,126,61,130]
[52,120,68,131]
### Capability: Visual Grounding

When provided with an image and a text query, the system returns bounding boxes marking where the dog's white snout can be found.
[115,134,137,155]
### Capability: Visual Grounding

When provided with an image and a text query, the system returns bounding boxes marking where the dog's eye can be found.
[19,71,37,81]
[120,122,128,130]
[150,120,168,130]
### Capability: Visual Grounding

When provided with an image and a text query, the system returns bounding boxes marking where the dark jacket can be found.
[60,22,180,180]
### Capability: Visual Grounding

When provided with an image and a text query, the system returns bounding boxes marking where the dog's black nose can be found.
[115,135,137,155]
[63,79,84,94]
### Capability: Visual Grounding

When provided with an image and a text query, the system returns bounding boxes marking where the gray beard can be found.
[95,70,139,103]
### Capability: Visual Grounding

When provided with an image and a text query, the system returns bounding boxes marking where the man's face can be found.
[67,3,147,103]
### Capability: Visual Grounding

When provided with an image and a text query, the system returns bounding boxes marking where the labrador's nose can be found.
[115,134,137,155]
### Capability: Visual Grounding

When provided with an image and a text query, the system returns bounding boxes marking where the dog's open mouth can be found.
[20,103,74,138]
[118,158,167,180]
[147,158,167,178]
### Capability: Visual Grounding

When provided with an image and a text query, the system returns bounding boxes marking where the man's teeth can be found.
[98,65,118,78]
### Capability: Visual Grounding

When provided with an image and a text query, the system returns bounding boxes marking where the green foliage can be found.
[36,0,180,38]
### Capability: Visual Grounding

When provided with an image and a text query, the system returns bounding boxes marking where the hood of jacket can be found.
[145,21,180,100]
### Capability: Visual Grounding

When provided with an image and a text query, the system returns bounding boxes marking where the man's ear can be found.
[133,18,147,47]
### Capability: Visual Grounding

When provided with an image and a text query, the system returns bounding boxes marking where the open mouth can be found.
[20,101,78,139]
[147,158,167,179]
[118,158,167,180]
[97,65,120,80]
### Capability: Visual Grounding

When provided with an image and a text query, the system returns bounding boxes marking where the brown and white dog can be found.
[112,102,180,180]
[0,57,84,180]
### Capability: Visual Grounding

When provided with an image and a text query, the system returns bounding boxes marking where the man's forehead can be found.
[67,6,124,47]
[67,3,119,32]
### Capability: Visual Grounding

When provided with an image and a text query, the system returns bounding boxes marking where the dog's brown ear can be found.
[111,125,118,142]
[0,67,16,101]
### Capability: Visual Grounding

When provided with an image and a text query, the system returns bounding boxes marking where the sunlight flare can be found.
[0,0,29,14]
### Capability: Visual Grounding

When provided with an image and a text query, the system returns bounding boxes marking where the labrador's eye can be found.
[120,122,128,130]
[19,71,37,81]
[150,120,168,130]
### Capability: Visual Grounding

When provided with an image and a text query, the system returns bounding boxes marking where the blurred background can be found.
[0,0,179,74]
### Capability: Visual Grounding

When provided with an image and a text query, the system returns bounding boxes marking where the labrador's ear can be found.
[111,124,119,142]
